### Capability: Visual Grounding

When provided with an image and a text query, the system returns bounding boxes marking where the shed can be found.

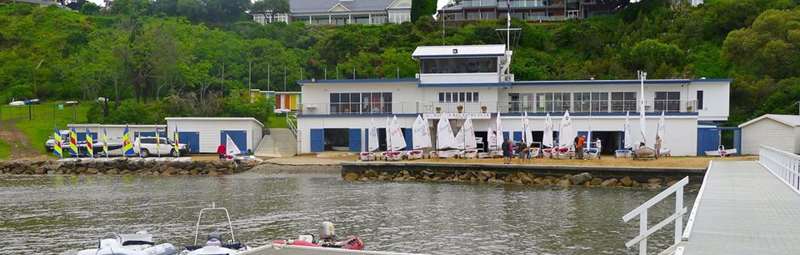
[165,117,264,154]
[738,114,800,155]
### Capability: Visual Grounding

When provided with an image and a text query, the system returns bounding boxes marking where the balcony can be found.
[298,100,699,116]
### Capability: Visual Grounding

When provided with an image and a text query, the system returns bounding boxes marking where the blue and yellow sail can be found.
[52,128,63,158]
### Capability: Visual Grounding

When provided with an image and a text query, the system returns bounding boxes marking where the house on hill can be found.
[289,0,412,25]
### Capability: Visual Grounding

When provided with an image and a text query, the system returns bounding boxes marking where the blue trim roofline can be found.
[298,78,418,85]
[298,112,698,118]
[513,78,731,86]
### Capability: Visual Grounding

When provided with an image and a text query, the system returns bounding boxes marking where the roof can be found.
[298,78,418,85]
[290,0,409,14]
[739,114,800,128]
[513,78,732,86]
[165,117,264,127]
[67,124,166,128]
[412,45,507,58]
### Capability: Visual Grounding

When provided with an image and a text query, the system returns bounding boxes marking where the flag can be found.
[85,128,94,158]
[52,128,63,158]
[69,128,79,157]
[173,126,180,157]
[122,126,134,157]
[102,128,109,158]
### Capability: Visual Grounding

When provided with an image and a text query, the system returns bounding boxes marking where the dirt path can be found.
[0,119,41,159]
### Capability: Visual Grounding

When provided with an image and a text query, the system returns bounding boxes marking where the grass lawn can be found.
[1,102,90,156]
[268,115,289,128]
[0,140,9,160]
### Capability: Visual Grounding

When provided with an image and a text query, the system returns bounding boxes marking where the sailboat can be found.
[409,115,432,160]
[225,134,241,158]
[522,111,538,158]
[385,116,406,161]
[616,111,634,158]
[462,117,478,159]
[436,113,457,158]
[542,113,554,158]
[555,111,575,159]
[359,118,380,161]
[490,112,504,157]
[655,111,671,157]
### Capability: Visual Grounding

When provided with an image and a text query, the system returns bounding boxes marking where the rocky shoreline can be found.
[0,158,260,176]
[343,170,682,189]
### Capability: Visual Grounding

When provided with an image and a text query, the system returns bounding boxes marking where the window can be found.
[611,92,637,112]
[330,92,391,114]
[553,93,571,112]
[535,92,571,112]
[655,91,681,112]
[573,92,591,112]
[509,93,534,112]
[421,58,498,74]
[438,92,480,103]
[591,92,609,112]
[696,91,704,111]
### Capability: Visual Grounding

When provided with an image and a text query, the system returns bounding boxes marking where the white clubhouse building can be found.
[296,44,730,156]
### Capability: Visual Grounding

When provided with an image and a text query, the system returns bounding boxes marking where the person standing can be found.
[595,138,602,159]
[502,139,513,164]
[216,143,226,160]
[576,135,586,160]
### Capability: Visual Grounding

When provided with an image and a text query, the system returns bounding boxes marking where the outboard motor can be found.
[205,232,223,247]
[319,222,335,241]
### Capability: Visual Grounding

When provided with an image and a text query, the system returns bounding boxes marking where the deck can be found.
[679,160,800,254]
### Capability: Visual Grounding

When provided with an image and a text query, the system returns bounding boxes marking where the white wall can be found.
[741,118,796,155]
[419,73,501,84]
[689,80,730,121]
[166,118,263,153]
[297,115,698,156]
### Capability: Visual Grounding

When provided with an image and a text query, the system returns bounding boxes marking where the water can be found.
[0,171,697,255]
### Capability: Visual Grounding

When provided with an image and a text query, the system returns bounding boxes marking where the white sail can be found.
[368,118,379,152]
[412,115,432,149]
[463,117,477,150]
[226,134,241,156]
[385,117,392,150]
[389,116,407,151]
[487,127,497,151]
[542,113,553,147]
[558,111,574,147]
[453,122,465,150]
[495,112,503,149]
[639,101,647,147]
[656,111,665,143]
[523,112,533,146]
[436,114,455,150]
[624,111,632,149]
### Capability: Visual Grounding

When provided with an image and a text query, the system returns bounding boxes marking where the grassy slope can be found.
[0,102,90,157]
[0,140,9,159]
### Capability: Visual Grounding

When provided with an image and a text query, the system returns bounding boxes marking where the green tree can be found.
[411,0,437,22]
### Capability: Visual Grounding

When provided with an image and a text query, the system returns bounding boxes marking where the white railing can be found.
[622,177,689,255]
[286,113,298,138]
[759,145,800,194]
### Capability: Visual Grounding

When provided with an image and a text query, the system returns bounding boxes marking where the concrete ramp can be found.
[255,128,296,157]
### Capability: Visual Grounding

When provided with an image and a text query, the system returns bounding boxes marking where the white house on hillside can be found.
[289,0,412,25]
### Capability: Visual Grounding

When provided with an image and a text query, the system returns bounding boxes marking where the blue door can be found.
[503,131,510,142]
[348,129,361,152]
[697,127,720,155]
[178,132,200,153]
[513,131,522,142]
[310,129,324,152]
[220,130,248,152]
[403,128,413,150]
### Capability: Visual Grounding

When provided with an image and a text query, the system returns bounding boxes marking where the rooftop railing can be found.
[298,100,700,116]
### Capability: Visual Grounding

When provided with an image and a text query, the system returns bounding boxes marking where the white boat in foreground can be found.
[181,203,248,255]
[76,231,177,255]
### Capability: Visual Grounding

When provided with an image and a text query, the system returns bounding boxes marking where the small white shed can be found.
[165,117,264,154]
[739,114,800,155]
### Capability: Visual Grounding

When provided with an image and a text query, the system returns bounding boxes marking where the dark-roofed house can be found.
[289,0,412,25]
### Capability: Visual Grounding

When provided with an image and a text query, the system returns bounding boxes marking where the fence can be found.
[622,177,689,255]
[759,145,800,193]
[0,103,82,123]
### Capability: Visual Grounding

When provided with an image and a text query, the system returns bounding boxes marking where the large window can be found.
[655,91,681,112]
[330,92,391,114]
[536,92,571,112]
[611,92,637,112]
[591,92,609,112]
[573,92,591,112]
[439,92,479,103]
[421,58,498,74]
[508,93,534,112]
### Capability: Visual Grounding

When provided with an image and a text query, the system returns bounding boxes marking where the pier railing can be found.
[759,145,800,194]
[622,177,689,255]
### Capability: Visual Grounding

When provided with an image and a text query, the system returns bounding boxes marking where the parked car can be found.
[134,137,189,158]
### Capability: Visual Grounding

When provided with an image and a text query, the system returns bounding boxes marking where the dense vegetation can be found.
[0,0,799,125]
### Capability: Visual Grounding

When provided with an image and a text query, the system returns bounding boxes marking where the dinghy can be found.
[181,203,248,255]
[615,112,634,158]
[655,111,671,157]
[409,115,432,160]
[384,116,407,161]
[360,119,380,161]
[554,111,575,159]
[705,145,737,157]
[541,113,555,158]
[435,113,459,158]
[76,231,178,255]
[270,222,364,251]
[461,117,478,159]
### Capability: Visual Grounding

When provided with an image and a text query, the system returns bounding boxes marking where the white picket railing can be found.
[759,145,800,194]
[622,177,689,255]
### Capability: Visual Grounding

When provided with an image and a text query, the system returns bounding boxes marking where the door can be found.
[178,132,200,153]
[348,129,361,152]
[403,128,413,150]
[310,129,324,152]
[220,130,248,152]
[697,127,720,155]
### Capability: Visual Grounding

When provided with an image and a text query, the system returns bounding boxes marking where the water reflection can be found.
[0,172,696,255]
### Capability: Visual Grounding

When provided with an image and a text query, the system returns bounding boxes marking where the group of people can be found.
[500,135,602,164]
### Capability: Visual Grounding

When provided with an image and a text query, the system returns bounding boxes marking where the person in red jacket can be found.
[216,143,226,160]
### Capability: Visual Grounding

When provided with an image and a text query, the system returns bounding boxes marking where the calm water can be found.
[0,170,697,255]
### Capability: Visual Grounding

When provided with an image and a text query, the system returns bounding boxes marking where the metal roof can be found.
[290,0,409,14]
[165,117,264,127]
[738,114,800,128]
[512,79,731,86]
[412,45,507,58]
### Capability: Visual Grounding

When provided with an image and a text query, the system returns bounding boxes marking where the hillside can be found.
[0,0,798,134]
